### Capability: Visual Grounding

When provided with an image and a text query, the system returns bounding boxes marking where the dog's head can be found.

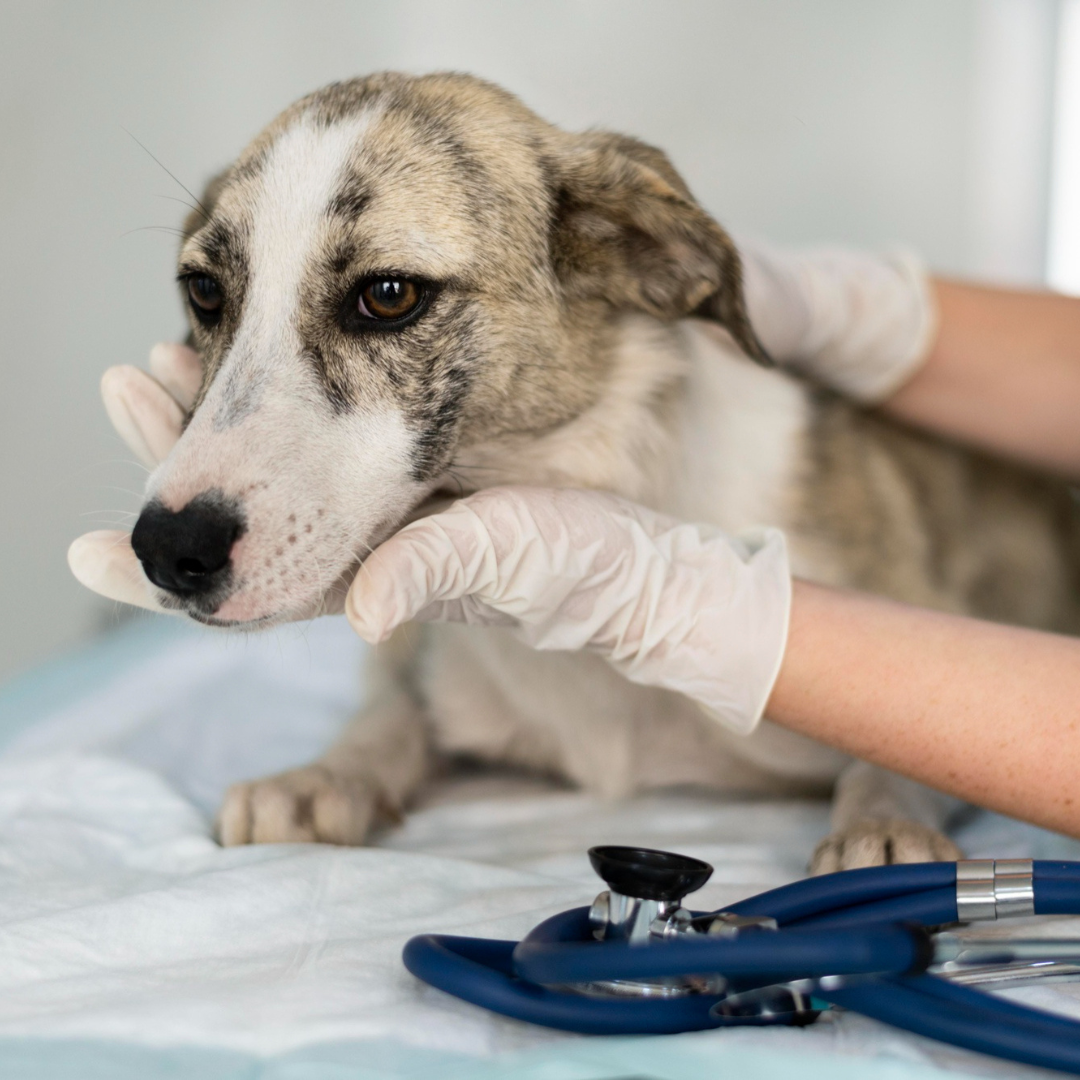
[131,72,766,626]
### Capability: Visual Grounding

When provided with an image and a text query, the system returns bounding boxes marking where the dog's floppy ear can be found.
[548,132,770,364]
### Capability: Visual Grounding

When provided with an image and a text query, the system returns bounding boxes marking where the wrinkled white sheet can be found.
[1,615,1079,1076]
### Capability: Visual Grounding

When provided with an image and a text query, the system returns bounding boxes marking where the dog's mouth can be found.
[187,611,284,630]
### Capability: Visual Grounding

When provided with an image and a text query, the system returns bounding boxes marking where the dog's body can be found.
[135,73,1080,869]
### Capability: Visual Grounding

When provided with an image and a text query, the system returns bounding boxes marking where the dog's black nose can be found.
[131,494,244,598]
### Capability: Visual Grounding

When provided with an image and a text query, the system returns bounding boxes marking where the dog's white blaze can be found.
[249,114,378,342]
[214,110,383,418]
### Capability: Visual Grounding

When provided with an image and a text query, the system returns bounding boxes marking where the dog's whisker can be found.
[120,225,188,240]
[98,485,153,501]
[444,461,506,473]
[122,127,211,221]
[153,193,209,217]
[306,553,332,616]
[42,459,153,499]
[443,470,470,500]
[102,533,136,555]
[79,508,140,519]
[84,458,155,477]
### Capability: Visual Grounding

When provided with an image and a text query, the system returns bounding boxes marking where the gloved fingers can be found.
[101,365,186,469]
[738,240,815,363]
[412,599,469,624]
[345,486,669,644]
[341,484,793,737]
[411,597,521,629]
[346,501,497,643]
[67,530,173,613]
[148,342,202,411]
[736,240,935,403]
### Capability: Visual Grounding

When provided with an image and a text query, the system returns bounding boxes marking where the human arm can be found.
[883,280,1080,479]
[768,580,1080,839]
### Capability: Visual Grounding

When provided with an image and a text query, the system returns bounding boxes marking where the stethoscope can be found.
[404,846,1080,1075]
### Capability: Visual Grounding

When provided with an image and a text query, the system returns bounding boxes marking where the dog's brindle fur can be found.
[149,72,1080,869]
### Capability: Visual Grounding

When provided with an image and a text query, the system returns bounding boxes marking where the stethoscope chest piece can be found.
[580,845,779,1001]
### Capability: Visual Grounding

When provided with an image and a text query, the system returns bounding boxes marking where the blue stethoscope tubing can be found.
[402,860,1080,1074]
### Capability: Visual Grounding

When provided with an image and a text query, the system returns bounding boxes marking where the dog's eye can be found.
[187,275,223,320]
[339,275,431,335]
[357,278,422,321]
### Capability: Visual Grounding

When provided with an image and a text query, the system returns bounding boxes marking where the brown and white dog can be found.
[129,72,1080,871]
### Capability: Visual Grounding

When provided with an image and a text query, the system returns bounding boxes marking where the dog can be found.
[128,72,1080,871]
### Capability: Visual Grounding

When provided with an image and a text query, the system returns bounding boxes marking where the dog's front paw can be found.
[217,764,385,846]
[810,819,962,874]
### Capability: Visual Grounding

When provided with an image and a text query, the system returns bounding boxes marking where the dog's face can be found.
[131,73,765,626]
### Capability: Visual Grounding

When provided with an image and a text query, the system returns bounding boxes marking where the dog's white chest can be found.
[663,320,810,532]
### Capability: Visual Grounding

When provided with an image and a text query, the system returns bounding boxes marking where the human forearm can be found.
[884,280,1080,479]
[767,580,1080,836]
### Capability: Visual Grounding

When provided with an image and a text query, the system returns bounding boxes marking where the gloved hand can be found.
[346,486,791,735]
[67,343,212,613]
[740,240,937,403]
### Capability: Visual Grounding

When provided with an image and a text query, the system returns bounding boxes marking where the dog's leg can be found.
[810,761,963,873]
[217,630,431,846]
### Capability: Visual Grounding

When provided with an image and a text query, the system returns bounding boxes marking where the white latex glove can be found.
[347,486,791,735]
[740,240,937,403]
[67,343,203,612]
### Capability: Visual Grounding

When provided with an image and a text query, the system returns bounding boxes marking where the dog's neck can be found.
[449,314,810,534]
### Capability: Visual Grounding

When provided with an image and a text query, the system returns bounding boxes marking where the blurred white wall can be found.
[1050,0,1080,292]
[0,0,1061,680]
